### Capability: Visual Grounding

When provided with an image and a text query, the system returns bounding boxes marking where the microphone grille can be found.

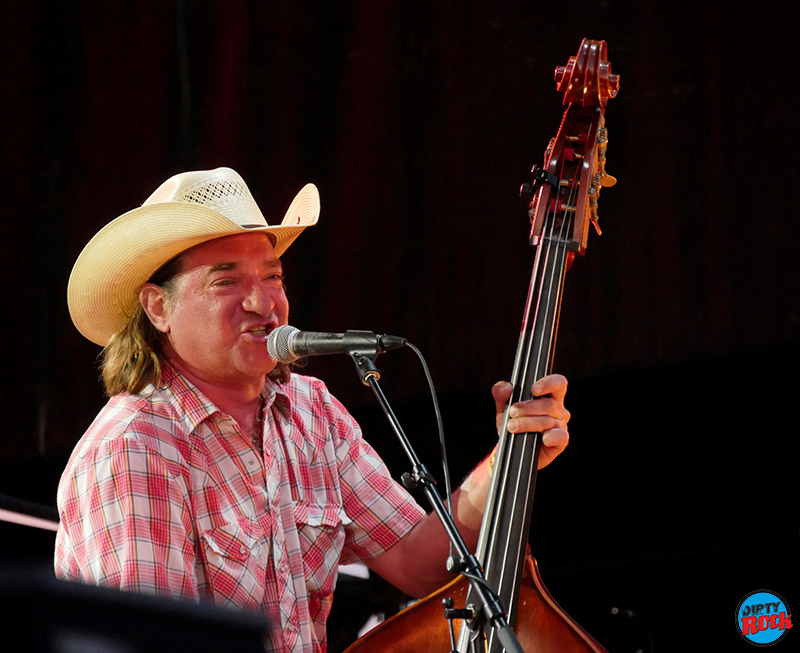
[267,325,299,363]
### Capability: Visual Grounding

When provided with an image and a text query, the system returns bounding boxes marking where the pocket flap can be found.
[293,500,344,529]
[201,524,251,562]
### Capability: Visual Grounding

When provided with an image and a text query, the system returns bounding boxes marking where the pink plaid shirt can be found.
[55,363,425,652]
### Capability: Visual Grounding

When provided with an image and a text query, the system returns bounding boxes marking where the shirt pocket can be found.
[200,521,267,610]
[293,500,348,597]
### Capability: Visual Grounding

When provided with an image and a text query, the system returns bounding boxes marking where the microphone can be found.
[267,325,407,363]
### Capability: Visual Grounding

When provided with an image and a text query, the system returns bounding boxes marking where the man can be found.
[56,167,570,652]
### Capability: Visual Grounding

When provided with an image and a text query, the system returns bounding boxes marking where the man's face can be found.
[155,232,289,389]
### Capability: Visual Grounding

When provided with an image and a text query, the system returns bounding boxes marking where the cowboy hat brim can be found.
[67,183,319,346]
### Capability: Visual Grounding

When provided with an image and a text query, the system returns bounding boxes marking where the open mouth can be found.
[244,323,277,340]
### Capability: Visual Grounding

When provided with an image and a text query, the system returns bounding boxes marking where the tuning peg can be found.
[520,165,558,211]
[599,173,617,188]
[519,182,535,209]
[596,125,616,187]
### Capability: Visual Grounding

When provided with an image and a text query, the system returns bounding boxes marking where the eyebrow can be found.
[206,258,282,274]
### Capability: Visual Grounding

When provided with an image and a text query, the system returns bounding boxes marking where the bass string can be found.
[487,135,585,649]
[480,197,552,560]
[515,143,581,402]
[478,137,583,641]
[491,176,576,626]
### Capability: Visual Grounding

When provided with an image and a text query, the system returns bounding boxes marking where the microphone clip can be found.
[348,347,383,386]
[333,331,404,385]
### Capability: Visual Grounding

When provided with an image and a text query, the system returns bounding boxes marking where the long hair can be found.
[100,254,290,396]
[101,302,166,396]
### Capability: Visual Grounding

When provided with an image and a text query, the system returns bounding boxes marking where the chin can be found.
[242,354,277,378]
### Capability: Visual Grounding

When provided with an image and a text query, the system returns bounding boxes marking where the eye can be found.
[212,278,235,287]
[263,273,285,285]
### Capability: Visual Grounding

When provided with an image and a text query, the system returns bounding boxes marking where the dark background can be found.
[2,1,797,651]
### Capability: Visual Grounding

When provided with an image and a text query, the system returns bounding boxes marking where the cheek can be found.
[277,293,290,323]
[169,296,235,342]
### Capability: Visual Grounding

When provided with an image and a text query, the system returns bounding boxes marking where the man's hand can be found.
[367,373,572,598]
[492,374,570,469]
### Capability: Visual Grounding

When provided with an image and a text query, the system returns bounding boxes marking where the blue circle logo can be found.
[736,590,792,646]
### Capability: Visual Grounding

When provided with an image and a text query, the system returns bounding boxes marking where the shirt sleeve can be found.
[320,390,426,565]
[55,435,199,600]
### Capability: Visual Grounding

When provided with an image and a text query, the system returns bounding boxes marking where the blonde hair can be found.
[101,302,166,396]
[100,256,290,396]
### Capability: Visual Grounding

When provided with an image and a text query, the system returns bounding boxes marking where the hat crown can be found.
[143,167,268,228]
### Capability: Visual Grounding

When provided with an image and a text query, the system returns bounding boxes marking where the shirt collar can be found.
[261,374,293,420]
[158,361,221,433]
[158,360,294,430]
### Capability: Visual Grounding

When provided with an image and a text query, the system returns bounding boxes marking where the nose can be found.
[242,280,279,315]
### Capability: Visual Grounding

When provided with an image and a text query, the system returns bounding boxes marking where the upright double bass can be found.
[346,38,620,652]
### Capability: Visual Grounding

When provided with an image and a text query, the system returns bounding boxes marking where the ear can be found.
[139,283,171,334]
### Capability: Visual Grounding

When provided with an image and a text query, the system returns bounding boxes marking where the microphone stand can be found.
[348,351,523,653]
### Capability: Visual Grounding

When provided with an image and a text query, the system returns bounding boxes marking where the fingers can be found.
[507,412,569,436]
[510,395,570,424]
[531,373,568,403]
[494,374,570,433]
[493,374,568,409]
[492,381,514,412]
[537,428,570,469]
[517,376,570,468]
[493,382,512,434]
[541,427,569,451]
[492,374,571,469]
[510,374,569,424]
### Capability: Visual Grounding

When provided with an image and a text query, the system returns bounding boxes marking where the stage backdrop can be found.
[2,2,797,651]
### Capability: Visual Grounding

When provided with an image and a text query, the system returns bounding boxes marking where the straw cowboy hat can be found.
[67,167,319,346]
